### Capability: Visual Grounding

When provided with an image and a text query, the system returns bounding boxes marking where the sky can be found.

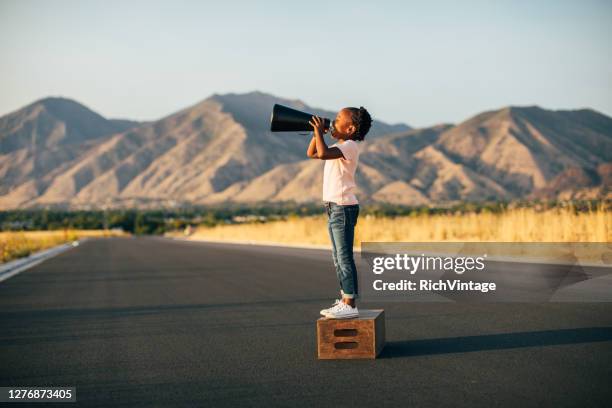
[0,0,611,127]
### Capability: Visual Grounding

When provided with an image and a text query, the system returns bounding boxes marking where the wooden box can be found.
[317,309,385,359]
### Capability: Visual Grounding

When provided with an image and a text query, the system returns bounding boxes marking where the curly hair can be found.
[346,106,372,141]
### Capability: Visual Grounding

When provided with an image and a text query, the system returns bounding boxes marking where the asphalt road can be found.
[0,237,611,407]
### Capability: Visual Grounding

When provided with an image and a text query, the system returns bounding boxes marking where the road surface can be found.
[1,237,611,407]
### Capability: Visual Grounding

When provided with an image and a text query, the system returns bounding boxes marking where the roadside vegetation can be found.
[1,201,609,263]
[0,230,127,263]
[178,202,611,245]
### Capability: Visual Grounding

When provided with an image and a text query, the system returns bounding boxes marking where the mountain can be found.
[245,105,612,204]
[0,97,138,154]
[0,92,609,209]
[0,97,140,207]
[434,106,612,200]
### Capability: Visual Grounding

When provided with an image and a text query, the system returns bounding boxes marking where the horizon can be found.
[1,0,611,127]
[2,90,609,128]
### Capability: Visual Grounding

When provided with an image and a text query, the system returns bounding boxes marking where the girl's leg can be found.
[349,206,359,296]
[328,204,359,304]
[327,207,342,295]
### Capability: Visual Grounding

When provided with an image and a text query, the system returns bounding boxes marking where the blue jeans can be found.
[325,202,359,299]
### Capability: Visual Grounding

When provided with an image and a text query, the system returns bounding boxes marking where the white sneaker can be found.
[323,301,359,319]
[320,299,341,316]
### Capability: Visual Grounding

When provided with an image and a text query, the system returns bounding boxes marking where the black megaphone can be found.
[270,104,330,132]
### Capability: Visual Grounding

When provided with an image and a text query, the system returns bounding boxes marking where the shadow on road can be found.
[381,327,612,358]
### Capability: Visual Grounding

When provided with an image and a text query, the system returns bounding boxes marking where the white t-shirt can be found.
[322,139,361,205]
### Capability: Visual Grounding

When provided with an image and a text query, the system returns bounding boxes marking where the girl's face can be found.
[330,109,357,140]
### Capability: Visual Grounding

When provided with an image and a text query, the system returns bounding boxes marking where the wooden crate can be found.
[317,309,385,359]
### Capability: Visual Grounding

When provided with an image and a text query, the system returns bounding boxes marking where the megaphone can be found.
[270,104,330,132]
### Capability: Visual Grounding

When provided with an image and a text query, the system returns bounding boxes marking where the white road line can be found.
[0,241,81,283]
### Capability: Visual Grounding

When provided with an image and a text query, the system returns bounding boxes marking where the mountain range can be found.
[0,91,610,209]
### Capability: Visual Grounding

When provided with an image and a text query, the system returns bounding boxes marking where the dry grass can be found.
[182,205,611,246]
[0,229,127,263]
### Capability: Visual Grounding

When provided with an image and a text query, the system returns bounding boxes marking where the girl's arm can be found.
[306,135,318,158]
[309,116,344,160]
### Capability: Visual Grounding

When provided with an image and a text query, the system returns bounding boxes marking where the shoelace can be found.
[322,299,341,313]
[325,299,340,309]
[330,302,348,312]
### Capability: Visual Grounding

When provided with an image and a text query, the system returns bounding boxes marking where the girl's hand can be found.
[308,116,326,136]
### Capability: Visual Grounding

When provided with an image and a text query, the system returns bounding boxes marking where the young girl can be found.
[306,107,372,319]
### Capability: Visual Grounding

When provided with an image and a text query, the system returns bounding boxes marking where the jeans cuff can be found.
[342,293,356,299]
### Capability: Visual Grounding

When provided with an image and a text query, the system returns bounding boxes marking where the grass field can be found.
[0,230,127,263]
[179,205,611,245]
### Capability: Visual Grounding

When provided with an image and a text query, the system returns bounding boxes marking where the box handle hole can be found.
[334,329,358,337]
[334,341,358,349]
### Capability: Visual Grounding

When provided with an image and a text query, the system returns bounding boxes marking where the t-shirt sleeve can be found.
[337,141,359,162]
